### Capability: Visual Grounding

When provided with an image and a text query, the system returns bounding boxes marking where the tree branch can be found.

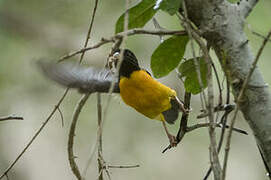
[181,2,222,179]
[106,165,140,169]
[203,80,232,180]
[97,93,104,180]
[68,93,90,180]
[79,0,99,64]
[0,115,23,121]
[222,28,271,180]
[185,0,271,177]
[57,29,186,62]
[68,1,99,178]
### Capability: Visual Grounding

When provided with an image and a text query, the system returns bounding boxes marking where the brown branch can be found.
[58,37,115,62]
[106,165,140,169]
[57,29,187,63]
[152,18,165,42]
[177,92,192,142]
[56,106,64,127]
[97,93,103,180]
[222,28,271,180]
[104,169,112,180]
[181,2,222,179]
[0,88,69,179]
[68,93,91,180]
[251,30,271,43]
[204,80,232,180]
[0,115,23,121]
[187,122,247,135]
[197,104,235,119]
[79,0,99,64]
[117,28,187,37]
[67,1,99,179]
[212,62,223,106]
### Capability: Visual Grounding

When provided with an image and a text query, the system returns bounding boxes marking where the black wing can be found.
[38,61,120,93]
[162,98,180,124]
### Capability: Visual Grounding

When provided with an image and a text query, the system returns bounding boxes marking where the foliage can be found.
[150,35,188,78]
[157,0,182,15]
[115,0,158,33]
[178,58,208,94]
[115,0,182,33]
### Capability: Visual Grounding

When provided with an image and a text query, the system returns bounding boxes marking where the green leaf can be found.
[178,57,208,94]
[158,0,182,15]
[115,0,157,34]
[151,35,189,78]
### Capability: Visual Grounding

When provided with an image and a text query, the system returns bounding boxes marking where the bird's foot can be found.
[167,133,178,147]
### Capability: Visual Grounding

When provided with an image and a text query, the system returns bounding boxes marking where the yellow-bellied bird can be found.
[38,49,187,146]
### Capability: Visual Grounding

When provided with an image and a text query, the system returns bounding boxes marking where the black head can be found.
[113,49,140,78]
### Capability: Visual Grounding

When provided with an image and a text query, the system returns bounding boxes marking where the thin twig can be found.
[107,165,140,169]
[0,88,69,179]
[197,104,235,119]
[79,0,99,64]
[177,92,192,142]
[152,17,165,42]
[104,168,112,180]
[57,29,186,63]
[99,0,130,157]
[68,93,91,180]
[82,0,131,176]
[58,38,115,62]
[222,28,271,180]
[203,80,231,180]
[95,3,130,177]
[163,116,247,154]
[0,115,23,121]
[251,31,271,42]
[67,1,99,179]
[180,2,222,179]
[187,122,247,135]
[117,28,187,37]
[96,169,103,180]
[56,106,64,127]
[212,62,223,105]
[206,63,222,180]
[97,93,103,180]
[82,140,99,178]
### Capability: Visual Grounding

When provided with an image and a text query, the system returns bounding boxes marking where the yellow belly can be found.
[119,70,176,120]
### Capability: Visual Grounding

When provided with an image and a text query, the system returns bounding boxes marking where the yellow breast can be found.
[119,70,176,120]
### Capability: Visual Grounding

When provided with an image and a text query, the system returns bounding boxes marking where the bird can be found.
[38,49,188,147]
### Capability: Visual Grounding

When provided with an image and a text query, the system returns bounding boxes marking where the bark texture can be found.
[185,0,271,172]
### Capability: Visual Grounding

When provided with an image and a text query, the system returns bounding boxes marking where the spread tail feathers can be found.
[37,61,120,93]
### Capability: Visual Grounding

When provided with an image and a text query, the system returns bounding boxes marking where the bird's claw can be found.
[168,134,178,147]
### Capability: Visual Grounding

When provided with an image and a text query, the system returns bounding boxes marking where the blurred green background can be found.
[0,0,271,179]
